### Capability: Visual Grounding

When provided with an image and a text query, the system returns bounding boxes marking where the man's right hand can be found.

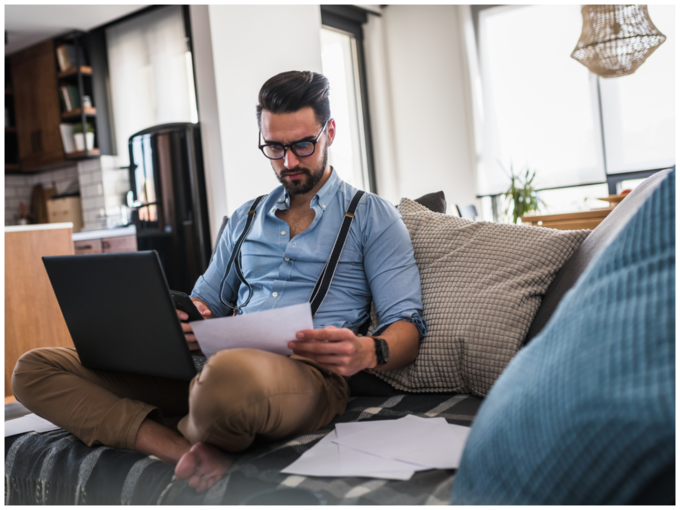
[177,298,213,351]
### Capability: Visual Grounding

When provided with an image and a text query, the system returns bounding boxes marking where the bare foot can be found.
[175,442,233,493]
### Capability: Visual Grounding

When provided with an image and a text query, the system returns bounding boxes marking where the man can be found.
[12,71,425,494]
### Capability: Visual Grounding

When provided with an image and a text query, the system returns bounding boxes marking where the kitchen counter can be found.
[5,222,74,233]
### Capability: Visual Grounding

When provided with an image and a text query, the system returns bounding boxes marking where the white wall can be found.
[190,5,227,245]
[372,5,478,213]
[207,5,323,216]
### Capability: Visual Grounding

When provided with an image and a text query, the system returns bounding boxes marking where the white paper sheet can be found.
[5,413,60,437]
[333,415,471,469]
[281,429,418,480]
[191,302,313,358]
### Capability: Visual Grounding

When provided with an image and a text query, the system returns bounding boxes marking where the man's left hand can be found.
[288,326,376,377]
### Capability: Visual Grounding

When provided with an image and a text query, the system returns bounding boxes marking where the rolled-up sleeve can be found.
[360,199,427,340]
[191,203,249,317]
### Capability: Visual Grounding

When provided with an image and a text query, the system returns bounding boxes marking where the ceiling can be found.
[5,5,147,55]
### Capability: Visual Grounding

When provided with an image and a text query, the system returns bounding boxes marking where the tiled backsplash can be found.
[5,156,132,230]
[77,156,131,230]
[5,165,80,226]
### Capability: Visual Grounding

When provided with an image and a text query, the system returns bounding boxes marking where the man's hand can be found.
[287,326,377,377]
[177,298,213,351]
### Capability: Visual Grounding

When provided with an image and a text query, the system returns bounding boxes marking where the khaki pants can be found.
[11,347,349,452]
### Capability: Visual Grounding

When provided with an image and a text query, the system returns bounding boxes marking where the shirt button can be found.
[322,204,326,209]
[272,292,278,297]
[281,231,286,236]
[285,257,290,261]
[278,199,283,202]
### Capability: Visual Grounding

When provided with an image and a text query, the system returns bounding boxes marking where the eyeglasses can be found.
[258,120,329,160]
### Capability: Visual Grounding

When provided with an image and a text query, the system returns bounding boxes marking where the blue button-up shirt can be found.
[191,169,427,338]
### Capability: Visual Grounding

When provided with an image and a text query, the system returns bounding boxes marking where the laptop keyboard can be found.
[192,356,208,372]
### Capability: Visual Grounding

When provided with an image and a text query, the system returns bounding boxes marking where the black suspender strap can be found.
[219,195,266,313]
[309,190,366,317]
[218,190,365,318]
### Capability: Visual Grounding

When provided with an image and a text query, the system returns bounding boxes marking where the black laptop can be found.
[42,251,205,380]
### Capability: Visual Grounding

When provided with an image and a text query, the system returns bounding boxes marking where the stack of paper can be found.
[5,413,60,437]
[282,415,470,480]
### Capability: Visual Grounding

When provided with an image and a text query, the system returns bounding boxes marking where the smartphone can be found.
[170,290,204,321]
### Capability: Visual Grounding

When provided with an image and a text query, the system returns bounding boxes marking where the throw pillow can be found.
[413,191,447,214]
[374,199,589,396]
[450,171,675,504]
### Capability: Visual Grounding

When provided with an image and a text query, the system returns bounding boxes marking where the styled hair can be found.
[256,71,331,128]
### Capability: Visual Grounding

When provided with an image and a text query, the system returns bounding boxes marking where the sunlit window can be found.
[106,6,198,168]
[477,5,606,195]
[599,5,675,174]
[320,27,370,190]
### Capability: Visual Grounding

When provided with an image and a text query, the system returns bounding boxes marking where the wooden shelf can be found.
[5,163,21,172]
[57,66,92,78]
[6,126,16,132]
[62,106,96,119]
[65,148,100,159]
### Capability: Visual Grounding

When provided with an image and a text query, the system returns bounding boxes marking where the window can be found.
[473,5,675,217]
[320,6,376,192]
[106,6,198,168]
[599,5,675,174]
[477,5,606,195]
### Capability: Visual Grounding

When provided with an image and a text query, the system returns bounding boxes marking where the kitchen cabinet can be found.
[10,40,65,171]
[5,224,75,398]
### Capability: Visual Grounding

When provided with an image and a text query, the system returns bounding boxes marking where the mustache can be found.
[280,167,312,178]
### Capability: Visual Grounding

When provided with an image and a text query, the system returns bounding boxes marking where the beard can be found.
[274,145,328,196]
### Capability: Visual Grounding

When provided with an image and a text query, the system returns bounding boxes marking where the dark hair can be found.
[256,71,331,128]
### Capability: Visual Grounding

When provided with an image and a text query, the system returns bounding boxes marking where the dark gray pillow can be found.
[525,169,672,343]
[414,191,447,214]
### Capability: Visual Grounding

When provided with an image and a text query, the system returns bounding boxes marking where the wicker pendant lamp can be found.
[571,5,666,78]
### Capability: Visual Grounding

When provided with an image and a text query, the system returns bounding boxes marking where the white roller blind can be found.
[477,5,606,195]
[106,6,198,167]
[599,5,675,174]
[320,27,370,191]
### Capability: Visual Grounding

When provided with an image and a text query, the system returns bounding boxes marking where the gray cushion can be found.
[413,191,447,214]
[525,169,672,343]
[374,198,589,396]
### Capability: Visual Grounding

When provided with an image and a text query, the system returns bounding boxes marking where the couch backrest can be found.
[524,168,672,343]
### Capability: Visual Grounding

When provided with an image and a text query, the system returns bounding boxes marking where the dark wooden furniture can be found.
[5,61,20,172]
[7,31,112,174]
[10,40,65,171]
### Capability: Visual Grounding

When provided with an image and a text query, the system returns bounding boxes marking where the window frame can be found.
[320,5,377,194]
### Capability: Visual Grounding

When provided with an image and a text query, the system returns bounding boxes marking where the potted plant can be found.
[502,163,542,224]
[73,122,95,152]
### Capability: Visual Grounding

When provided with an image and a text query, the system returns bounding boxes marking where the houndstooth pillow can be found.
[372,198,590,397]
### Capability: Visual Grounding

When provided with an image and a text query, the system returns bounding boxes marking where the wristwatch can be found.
[372,337,390,367]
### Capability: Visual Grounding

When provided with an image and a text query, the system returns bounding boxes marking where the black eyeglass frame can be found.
[258,119,330,160]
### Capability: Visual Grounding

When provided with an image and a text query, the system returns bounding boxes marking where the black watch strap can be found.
[373,337,390,366]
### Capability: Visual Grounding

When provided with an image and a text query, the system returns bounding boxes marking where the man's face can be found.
[259,107,334,196]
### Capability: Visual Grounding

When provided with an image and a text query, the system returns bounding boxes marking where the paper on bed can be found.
[5,413,60,437]
[281,429,417,480]
[333,415,471,469]
[191,302,313,358]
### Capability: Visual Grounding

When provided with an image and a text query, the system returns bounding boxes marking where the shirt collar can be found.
[314,166,342,206]
[276,166,343,209]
